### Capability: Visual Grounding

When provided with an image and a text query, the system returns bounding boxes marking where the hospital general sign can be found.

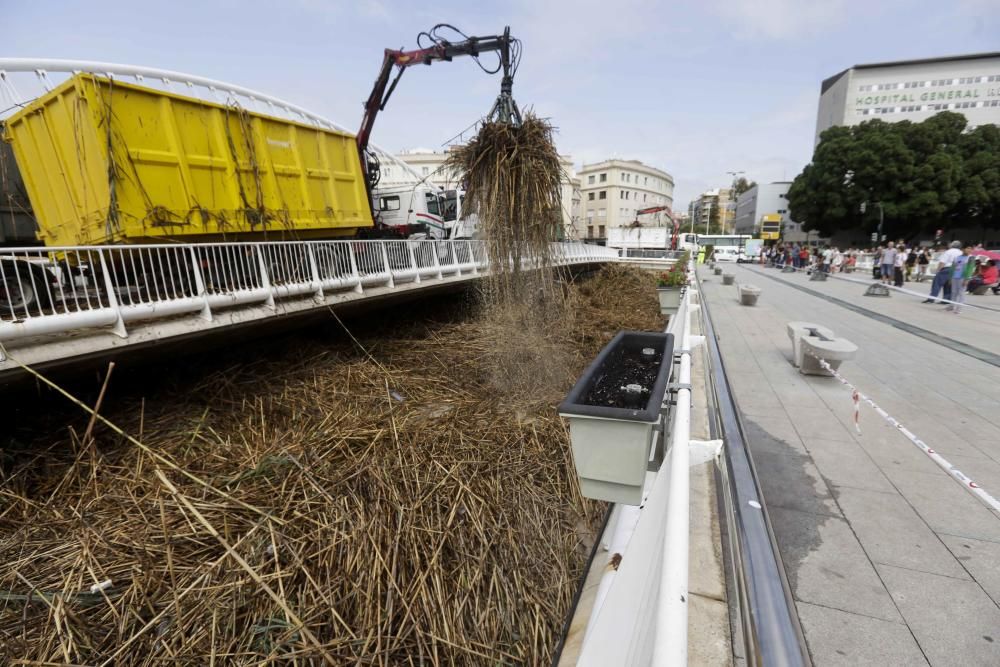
[856,86,1000,109]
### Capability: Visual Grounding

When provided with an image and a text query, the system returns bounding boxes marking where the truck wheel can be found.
[0,260,52,314]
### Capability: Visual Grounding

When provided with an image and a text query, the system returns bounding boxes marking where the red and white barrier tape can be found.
[812,353,1000,514]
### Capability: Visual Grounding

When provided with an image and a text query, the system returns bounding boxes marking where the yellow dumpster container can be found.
[2,73,372,247]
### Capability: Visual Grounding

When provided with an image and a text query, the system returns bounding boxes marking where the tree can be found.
[957,123,1000,230]
[707,199,720,233]
[733,177,756,197]
[788,112,991,239]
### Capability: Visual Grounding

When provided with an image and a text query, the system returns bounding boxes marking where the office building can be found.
[816,52,1000,143]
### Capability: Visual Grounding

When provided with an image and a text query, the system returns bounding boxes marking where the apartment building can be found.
[578,159,674,240]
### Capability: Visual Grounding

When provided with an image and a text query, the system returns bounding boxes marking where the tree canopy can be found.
[787,112,1000,239]
[733,177,756,197]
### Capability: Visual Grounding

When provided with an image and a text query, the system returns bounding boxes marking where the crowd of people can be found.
[762,241,999,313]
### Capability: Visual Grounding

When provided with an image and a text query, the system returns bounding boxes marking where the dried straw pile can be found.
[446,115,563,306]
[0,265,663,665]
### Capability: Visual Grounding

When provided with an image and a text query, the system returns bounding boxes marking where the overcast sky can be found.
[5,0,999,206]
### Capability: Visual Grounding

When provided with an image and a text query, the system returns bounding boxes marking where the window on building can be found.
[643,194,647,202]
[625,191,630,200]
[421,167,429,176]
[645,177,649,185]
[598,209,606,218]
[588,192,595,201]
[600,173,607,182]
[599,191,607,200]
[588,175,595,185]
[599,225,605,237]
[587,226,594,238]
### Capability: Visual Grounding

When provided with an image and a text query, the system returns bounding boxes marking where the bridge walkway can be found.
[700,262,1000,666]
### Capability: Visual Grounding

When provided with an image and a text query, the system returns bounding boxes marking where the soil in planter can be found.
[583,345,663,409]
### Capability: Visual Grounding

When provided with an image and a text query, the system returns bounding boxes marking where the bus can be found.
[696,234,753,262]
[760,214,782,241]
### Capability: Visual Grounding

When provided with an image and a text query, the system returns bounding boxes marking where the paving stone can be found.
[836,487,968,579]
[797,601,928,667]
[878,563,1000,666]
[940,534,1000,606]
[884,468,1000,543]
[768,506,900,622]
[805,437,897,494]
[752,450,840,517]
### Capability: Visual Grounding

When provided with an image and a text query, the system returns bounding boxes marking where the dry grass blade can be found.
[0,265,662,665]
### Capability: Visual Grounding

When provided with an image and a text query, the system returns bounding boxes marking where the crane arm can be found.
[356,26,520,196]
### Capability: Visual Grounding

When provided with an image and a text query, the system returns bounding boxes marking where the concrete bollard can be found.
[714,266,723,275]
[786,321,835,368]
[800,335,858,377]
[864,283,891,297]
[722,274,735,286]
[738,284,761,306]
[810,271,827,281]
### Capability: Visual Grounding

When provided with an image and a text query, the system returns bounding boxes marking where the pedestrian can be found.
[880,243,897,285]
[792,243,801,269]
[967,259,998,293]
[893,245,906,287]
[924,241,962,304]
[872,245,883,280]
[822,245,833,273]
[946,246,972,313]
[799,245,810,270]
[916,246,931,281]
[832,247,844,273]
[905,246,917,281]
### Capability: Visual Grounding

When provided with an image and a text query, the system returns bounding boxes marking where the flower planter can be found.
[656,286,683,315]
[713,267,723,276]
[722,274,735,285]
[558,331,675,505]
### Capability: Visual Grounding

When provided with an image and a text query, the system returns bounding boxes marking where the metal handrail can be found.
[575,260,695,666]
[0,239,618,347]
[697,269,812,667]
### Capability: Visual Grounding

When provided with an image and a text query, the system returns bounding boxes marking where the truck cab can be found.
[439,189,479,240]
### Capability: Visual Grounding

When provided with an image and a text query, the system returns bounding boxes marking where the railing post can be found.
[380,241,395,288]
[306,242,324,301]
[255,244,275,309]
[188,246,213,321]
[348,242,363,294]
[431,241,443,280]
[452,242,462,277]
[406,240,421,284]
[467,241,478,275]
[97,249,128,339]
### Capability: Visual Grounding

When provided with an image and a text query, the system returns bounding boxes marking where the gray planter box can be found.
[714,267,723,275]
[656,286,683,315]
[558,331,675,505]
[722,274,735,285]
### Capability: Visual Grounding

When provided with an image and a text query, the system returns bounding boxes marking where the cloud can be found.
[707,0,850,40]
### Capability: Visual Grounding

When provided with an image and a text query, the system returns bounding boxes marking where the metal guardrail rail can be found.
[696,270,812,667]
[0,239,616,351]
[573,260,695,666]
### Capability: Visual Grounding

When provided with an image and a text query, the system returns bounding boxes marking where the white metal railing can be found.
[0,240,617,347]
[577,260,698,665]
[0,58,423,184]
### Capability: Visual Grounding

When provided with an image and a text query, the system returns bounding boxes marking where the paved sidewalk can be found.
[699,263,1000,667]
[745,263,1000,360]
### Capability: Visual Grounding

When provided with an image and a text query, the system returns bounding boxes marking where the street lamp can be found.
[860,201,884,242]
